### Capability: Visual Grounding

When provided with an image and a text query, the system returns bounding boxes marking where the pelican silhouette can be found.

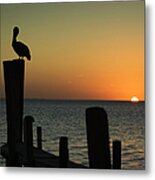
[12,26,31,60]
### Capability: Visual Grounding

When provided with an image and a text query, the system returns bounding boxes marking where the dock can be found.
[1,143,85,168]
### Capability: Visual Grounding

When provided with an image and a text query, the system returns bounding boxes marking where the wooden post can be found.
[86,107,111,169]
[3,59,24,166]
[37,127,42,150]
[59,136,69,168]
[113,141,121,169]
[24,116,34,167]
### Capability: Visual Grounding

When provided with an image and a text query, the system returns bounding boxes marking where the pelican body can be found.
[12,26,31,60]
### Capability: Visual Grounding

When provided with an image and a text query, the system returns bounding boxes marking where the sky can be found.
[0,0,144,101]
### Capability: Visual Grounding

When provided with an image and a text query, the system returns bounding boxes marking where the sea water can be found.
[0,99,145,169]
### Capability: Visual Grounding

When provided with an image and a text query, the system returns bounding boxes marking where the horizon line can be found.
[0,97,145,102]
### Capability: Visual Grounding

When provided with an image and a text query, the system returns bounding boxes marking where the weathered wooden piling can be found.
[37,127,42,150]
[113,141,121,169]
[24,116,34,167]
[59,136,69,168]
[3,59,24,166]
[86,107,111,169]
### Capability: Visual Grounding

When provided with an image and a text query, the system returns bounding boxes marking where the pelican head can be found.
[13,26,19,37]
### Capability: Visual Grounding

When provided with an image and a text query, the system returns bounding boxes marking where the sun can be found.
[131,96,139,103]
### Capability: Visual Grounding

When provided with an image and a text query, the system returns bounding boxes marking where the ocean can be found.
[0,99,145,169]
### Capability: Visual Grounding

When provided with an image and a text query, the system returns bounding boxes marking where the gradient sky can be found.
[0,1,144,100]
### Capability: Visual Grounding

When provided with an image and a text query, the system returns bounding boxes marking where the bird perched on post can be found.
[12,26,31,60]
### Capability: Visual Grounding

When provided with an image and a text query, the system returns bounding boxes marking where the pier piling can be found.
[37,127,42,150]
[3,59,24,166]
[113,140,121,169]
[24,116,34,167]
[86,107,111,169]
[59,136,69,168]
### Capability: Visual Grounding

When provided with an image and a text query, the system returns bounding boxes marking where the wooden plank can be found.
[86,107,111,169]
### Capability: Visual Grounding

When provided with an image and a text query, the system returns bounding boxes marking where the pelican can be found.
[12,26,31,60]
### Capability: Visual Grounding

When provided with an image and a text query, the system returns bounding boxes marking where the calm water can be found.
[0,99,145,169]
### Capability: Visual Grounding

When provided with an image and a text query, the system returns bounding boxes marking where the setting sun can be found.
[131,96,140,103]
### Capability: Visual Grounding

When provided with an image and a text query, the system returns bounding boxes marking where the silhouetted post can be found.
[3,60,24,166]
[86,107,111,169]
[37,127,42,150]
[113,141,121,169]
[59,136,69,168]
[24,116,34,167]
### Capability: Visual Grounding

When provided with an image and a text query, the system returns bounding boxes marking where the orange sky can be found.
[0,1,144,101]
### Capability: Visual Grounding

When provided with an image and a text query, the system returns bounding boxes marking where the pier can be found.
[0,60,121,169]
